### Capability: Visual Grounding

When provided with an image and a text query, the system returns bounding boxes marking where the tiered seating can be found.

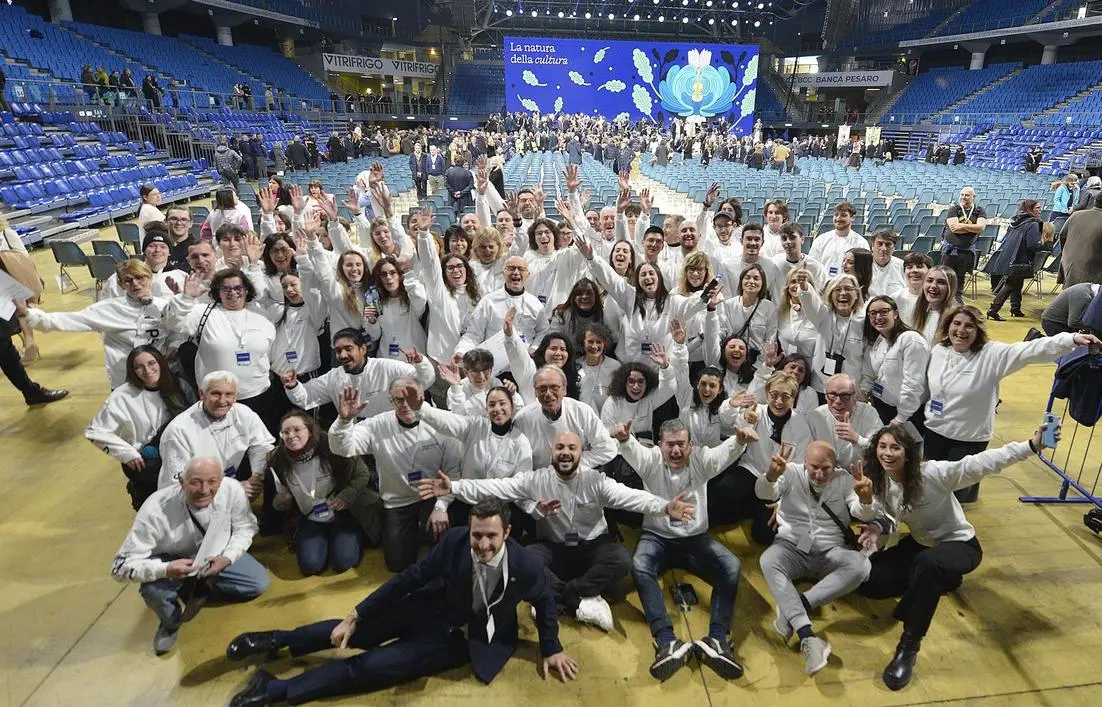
[447,63,505,115]
[932,0,1050,35]
[505,152,618,222]
[0,5,144,104]
[964,127,1102,173]
[62,22,263,109]
[1034,83,1102,127]
[756,84,787,120]
[180,35,329,105]
[884,64,1020,124]
[849,9,956,49]
[942,60,1102,124]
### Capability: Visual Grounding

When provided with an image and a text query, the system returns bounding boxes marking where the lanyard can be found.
[828,314,853,356]
[474,551,509,642]
[958,204,976,223]
[185,504,207,539]
[224,308,250,349]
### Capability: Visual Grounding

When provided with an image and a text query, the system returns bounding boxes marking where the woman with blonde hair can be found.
[469,226,505,293]
[909,265,957,344]
[0,212,43,361]
[776,268,825,393]
[799,273,867,387]
[677,251,714,371]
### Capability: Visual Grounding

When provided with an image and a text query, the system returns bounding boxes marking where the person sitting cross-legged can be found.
[111,457,269,655]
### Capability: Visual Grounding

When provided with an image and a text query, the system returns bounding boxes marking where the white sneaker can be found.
[530,604,538,622]
[773,607,793,643]
[801,636,832,676]
[575,595,614,631]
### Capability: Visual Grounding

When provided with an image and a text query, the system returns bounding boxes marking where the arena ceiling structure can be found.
[453,0,820,42]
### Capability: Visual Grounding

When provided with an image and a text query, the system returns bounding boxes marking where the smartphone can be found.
[1041,412,1060,448]
[700,278,719,303]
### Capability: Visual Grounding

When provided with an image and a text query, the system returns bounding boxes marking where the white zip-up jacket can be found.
[807,230,869,277]
[755,463,877,553]
[870,257,906,299]
[799,287,866,386]
[111,478,258,584]
[418,406,533,481]
[806,402,883,470]
[86,384,175,463]
[875,441,1033,546]
[860,330,929,420]
[514,398,619,470]
[328,415,462,511]
[449,467,671,543]
[285,356,435,420]
[415,227,476,362]
[721,403,813,477]
[705,297,778,362]
[457,286,548,356]
[25,296,168,389]
[158,403,275,488]
[619,435,746,538]
[924,333,1077,442]
[163,295,275,399]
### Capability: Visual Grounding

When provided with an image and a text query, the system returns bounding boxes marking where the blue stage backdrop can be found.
[504,36,759,134]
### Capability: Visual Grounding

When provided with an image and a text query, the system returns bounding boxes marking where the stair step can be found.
[43,225,93,242]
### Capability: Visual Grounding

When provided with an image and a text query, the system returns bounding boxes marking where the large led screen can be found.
[505,36,759,134]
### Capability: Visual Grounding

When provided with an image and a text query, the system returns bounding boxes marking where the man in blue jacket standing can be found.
[226,500,578,705]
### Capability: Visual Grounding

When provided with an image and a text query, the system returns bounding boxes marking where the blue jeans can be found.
[139,553,270,630]
[296,514,364,576]
[632,531,742,641]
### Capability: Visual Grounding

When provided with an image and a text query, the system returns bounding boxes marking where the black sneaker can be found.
[694,636,744,679]
[649,639,692,681]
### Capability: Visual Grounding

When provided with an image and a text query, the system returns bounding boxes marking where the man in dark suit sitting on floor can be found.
[226,500,578,705]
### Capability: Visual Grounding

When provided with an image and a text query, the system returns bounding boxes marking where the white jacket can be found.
[807,230,869,277]
[705,297,778,362]
[618,435,746,538]
[416,228,476,362]
[328,415,462,511]
[86,384,175,463]
[806,402,883,470]
[285,356,435,420]
[365,280,429,360]
[449,467,670,543]
[755,463,877,553]
[457,286,548,355]
[799,287,866,386]
[875,441,1033,545]
[111,478,258,584]
[418,406,533,481]
[860,330,929,420]
[721,403,813,477]
[158,402,275,488]
[514,398,618,469]
[870,257,906,299]
[25,295,168,389]
[924,333,1077,442]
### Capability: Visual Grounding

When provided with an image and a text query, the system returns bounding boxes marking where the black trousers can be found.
[859,535,982,638]
[122,460,160,511]
[0,331,34,395]
[707,463,777,545]
[276,596,469,704]
[413,174,427,199]
[923,429,990,503]
[871,396,928,438]
[942,250,973,303]
[238,383,284,531]
[524,534,631,612]
[990,275,1026,314]
[382,499,465,573]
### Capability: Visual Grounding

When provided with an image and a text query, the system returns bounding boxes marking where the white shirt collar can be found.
[476,542,508,569]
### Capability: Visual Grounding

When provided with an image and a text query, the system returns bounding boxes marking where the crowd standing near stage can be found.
[4,110,1101,707]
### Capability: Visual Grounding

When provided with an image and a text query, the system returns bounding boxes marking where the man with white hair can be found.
[807,374,884,469]
[513,366,618,470]
[456,256,547,355]
[328,378,463,573]
[158,371,275,492]
[111,457,268,655]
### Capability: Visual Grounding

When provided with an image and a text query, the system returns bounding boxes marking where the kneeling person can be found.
[755,441,877,675]
[111,457,269,655]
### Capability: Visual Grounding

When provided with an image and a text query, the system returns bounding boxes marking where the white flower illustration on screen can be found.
[740,89,756,118]
[554,96,564,112]
[517,95,540,112]
[743,55,759,86]
[657,47,739,117]
[522,70,547,87]
[593,46,611,63]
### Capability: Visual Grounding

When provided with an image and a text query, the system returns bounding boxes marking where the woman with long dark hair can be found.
[270,411,379,576]
[857,422,1058,690]
[861,295,929,428]
[86,345,193,510]
[577,322,620,412]
[412,209,481,365]
[257,232,297,307]
[549,278,611,348]
[842,247,874,301]
[363,256,428,360]
[986,200,1053,320]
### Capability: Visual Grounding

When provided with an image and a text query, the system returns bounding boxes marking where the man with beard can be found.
[808,202,869,279]
[514,367,618,470]
[418,431,694,632]
[282,328,435,422]
[612,419,756,682]
[163,207,197,270]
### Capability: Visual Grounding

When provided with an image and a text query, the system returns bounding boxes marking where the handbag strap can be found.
[808,482,858,544]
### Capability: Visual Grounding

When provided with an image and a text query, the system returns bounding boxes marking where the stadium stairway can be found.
[925,4,971,38]
[1038,137,1102,175]
[928,66,1024,122]
[1027,76,1102,125]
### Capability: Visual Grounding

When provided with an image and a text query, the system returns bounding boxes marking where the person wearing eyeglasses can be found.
[163,206,197,271]
[328,378,463,573]
[860,295,930,429]
[798,274,867,390]
[807,373,883,470]
[456,255,547,357]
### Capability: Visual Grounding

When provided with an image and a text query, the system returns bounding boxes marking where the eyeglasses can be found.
[867,308,894,318]
[444,263,466,272]
[767,391,793,402]
[504,265,528,272]
[835,286,857,294]
[826,391,854,401]
[220,285,246,294]
[389,396,410,405]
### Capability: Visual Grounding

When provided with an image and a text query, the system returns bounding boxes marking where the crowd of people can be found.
[2,118,1101,707]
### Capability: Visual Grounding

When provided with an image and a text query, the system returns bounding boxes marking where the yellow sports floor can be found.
[2,218,1101,707]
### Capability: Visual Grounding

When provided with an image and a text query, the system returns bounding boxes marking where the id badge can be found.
[822,355,842,376]
[407,470,424,485]
[641,341,652,355]
[285,350,298,363]
[797,533,813,553]
[388,341,400,356]
[828,266,839,276]
[872,382,884,396]
[929,399,945,416]
[565,531,580,547]
[235,351,251,366]
[224,465,236,478]
[538,295,547,304]
[669,516,683,528]
[311,501,333,522]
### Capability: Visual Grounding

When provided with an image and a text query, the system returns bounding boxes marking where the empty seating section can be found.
[179,35,329,104]
[885,64,1020,123]
[639,157,1050,255]
[230,0,360,34]
[849,10,956,49]
[756,84,787,119]
[964,127,1102,173]
[0,5,145,104]
[932,0,1050,35]
[940,60,1102,125]
[447,63,506,115]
